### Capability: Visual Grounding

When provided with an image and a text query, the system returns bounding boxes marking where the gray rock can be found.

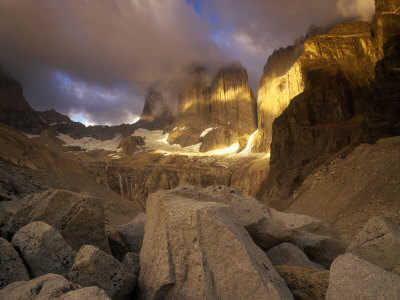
[347,216,400,274]
[169,185,346,267]
[122,252,140,279]
[12,221,75,277]
[105,224,129,262]
[117,213,145,253]
[291,231,346,269]
[0,273,79,300]
[9,189,110,252]
[60,286,111,300]
[326,253,400,300]
[139,190,293,300]
[275,265,329,300]
[266,242,325,270]
[68,245,135,300]
[0,237,30,288]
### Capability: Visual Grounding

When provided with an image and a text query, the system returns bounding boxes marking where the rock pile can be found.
[0,185,399,299]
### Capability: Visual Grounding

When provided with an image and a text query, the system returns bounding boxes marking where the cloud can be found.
[202,0,375,91]
[0,0,376,125]
[0,0,226,124]
[337,0,375,21]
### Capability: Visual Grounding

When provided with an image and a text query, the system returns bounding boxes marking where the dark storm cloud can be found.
[0,0,375,125]
[0,0,227,124]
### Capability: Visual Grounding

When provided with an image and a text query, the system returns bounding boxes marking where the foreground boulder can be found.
[0,237,30,288]
[347,216,400,274]
[68,245,136,300]
[0,273,79,300]
[12,221,75,277]
[9,189,109,252]
[139,190,293,300]
[326,253,400,299]
[266,242,325,270]
[60,286,111,300]
[117,213,145,253]
[168,185,345,267]
[275,265,329,300]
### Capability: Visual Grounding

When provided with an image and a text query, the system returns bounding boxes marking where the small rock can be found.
[105,224,129,262]
[117,213,145,253]
[347,216,400,274]
[326,253,400,299]
[68,245,135,300]
[0,273,79,300]
[275,265,329,300]
[11,221,75,277]
[122,252,140,279]
[60,286,111,300]
[267,242,325,270]
[9,189,110,252]
[0,237,30,288]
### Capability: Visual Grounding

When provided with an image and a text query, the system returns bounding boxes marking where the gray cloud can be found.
[0,0,227,124]
[0,0,375,125]
[203,0,375,91]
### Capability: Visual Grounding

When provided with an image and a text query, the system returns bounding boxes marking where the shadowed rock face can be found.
[0,74,47,134]
[135,89,173,131]
[167,63,257,152]
[260,0,400,203]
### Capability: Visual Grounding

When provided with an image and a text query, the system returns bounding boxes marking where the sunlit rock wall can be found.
[168,63,257,152]
[253,44,305,152]
[209,63,257,136]
[262,0,400,204]
[167,67,210,147]
[253,21,380,153]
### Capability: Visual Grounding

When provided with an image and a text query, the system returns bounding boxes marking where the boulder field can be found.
[1,185,399,299]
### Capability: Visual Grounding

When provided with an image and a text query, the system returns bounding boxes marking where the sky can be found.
[0,0,375,125]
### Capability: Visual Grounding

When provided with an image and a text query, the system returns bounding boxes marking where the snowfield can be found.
[57,133,123,152]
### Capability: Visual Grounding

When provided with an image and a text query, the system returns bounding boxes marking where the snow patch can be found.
[200,127,216,137]
[57,133,122,151]
[23,133,39,139]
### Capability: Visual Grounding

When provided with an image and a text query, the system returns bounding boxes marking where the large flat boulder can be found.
[12,221,75,277]
[117,213,145,253]
[139,190,293,300]
[0,273,79,300]
[326,253,400,299]
[0,237,30,288]
[347,216,400,274]
[267,242,325,270]
[168,185,346,267]
[9,189,109,252]
[68,245,136,300]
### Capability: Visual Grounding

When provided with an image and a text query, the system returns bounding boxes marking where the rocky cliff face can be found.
[134,89,173,131]
[252,44,305,152]
[262,0,400,203]
[0,74,136,141]
[167,67,210,147]
[168,63,257,152]
[253,21,380,153]
[0,74,47,134]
